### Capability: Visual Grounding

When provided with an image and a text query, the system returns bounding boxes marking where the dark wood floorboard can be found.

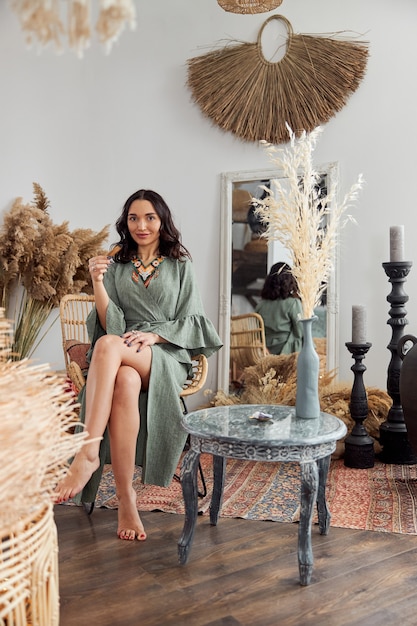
[55,505,417,626]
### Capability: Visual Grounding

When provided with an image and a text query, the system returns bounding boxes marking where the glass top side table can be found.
[178,404,347,586]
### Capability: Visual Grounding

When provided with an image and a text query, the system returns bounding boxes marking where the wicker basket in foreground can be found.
[0,308,88,626]
[0,503,59,626]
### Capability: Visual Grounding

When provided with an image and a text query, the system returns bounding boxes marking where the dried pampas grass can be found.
[0,309,87,526]
[256,126,363,318]
[0,182,109,359]
[187,15,369,145]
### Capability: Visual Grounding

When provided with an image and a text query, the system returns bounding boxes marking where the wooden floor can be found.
[55,504,417,626]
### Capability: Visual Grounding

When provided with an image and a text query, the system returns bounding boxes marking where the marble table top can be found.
[181,404,347,448]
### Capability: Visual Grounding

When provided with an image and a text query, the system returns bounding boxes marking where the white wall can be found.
[1,0,416,395]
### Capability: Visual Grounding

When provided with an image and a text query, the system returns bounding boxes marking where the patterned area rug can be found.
[326,460,417,534]
[92,455,417,534]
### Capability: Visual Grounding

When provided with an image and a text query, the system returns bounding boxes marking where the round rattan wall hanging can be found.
[217,0,283,14]
[187,15,369,144]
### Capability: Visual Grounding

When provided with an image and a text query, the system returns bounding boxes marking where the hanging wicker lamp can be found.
[187,15,369,144]
[217,0,283,13]
[9,0,136,57]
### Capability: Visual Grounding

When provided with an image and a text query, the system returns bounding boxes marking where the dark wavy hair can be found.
[112,189,191,263]
[261,262,300,300]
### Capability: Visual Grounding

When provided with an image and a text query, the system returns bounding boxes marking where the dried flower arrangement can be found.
[9,0,136,57]
[0,183,109,359]
[256,125,363,319]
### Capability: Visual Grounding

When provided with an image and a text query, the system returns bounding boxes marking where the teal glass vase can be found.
[295,317,320,419]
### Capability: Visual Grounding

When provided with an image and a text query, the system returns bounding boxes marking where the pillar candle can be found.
[352,305,367,344]
[390,225,405,262]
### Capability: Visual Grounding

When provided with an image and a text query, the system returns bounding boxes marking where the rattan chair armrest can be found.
[180,354,208,398]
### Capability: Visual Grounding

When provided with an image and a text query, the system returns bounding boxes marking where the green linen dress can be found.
[255,297,303,355]
[76,257,222,504]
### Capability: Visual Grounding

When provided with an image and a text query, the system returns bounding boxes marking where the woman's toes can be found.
[118,528,136,541]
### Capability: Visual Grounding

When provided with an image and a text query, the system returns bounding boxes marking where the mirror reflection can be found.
[218,165,339,393]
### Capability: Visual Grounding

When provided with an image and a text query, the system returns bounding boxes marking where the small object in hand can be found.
[249,410,273,422]
[107,256,115,264]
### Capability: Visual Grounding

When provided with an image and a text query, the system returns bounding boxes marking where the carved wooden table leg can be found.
[209,455,226,526]
[316,455,331,535]
[178,447,200,565]
[298,460,319,586]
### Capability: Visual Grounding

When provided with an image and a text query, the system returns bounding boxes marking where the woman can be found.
[255,262,303,355]
[54,189,222,541]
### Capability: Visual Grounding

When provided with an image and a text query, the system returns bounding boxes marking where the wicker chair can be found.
[230,312,268,378]
[60,294,95,393]
[59,293,209,504]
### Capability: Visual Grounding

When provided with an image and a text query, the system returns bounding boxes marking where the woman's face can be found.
[127,199,161,252]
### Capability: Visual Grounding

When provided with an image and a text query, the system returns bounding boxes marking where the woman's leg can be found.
[107,365,146,541]
[54,334,152,502]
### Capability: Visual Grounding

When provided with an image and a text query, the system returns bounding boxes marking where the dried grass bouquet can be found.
[0,183,109,359]
[256,125,363,319]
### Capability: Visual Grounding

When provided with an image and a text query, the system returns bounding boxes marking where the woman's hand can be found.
[89,256,114,282]
[123,330,166,352]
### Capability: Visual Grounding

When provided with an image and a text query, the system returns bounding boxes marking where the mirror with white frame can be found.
[218,163,340,392]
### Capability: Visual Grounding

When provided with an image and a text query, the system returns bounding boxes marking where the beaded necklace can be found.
[131,256,165,288]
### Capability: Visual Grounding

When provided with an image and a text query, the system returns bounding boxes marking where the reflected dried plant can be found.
[256,125,363,319]
[0,183,109,359]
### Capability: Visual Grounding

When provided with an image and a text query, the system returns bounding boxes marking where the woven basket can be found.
[0,503,59,626]
[217,0,282,13]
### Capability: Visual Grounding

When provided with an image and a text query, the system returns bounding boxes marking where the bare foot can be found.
[54,452,100,503]
[117,488,147,541]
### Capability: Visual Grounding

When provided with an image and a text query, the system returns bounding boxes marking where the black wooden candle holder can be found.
[344,342,374,468]
[379,261,417,464]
